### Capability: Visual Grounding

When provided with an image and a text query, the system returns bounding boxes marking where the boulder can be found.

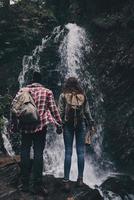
[0,160,103,200]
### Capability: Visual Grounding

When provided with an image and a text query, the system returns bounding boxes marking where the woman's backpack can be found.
[11,88,40,125]
[64,92,85,126]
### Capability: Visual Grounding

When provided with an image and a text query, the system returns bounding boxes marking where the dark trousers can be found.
[21,128,46,186]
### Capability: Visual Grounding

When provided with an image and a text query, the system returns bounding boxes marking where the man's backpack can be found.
[64,92,85,126]
[11,88,40,125]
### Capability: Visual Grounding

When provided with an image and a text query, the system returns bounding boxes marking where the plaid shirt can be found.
[11,83,62,133]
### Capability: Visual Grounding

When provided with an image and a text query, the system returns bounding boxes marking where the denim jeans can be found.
[63,121,86,180]
[21,128,46,186]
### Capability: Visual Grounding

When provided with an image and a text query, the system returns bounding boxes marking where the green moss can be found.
[0,117,4,131]
[0,94,12,122]
[18,2,56,20]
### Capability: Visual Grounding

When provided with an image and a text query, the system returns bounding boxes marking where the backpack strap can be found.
[74,94,79,127]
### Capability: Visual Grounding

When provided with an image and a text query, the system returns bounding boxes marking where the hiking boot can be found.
[77,177,84,187]
[32,185,48,196]
[63,180,70,192]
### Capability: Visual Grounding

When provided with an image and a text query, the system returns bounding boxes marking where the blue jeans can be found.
[63,121,86,180]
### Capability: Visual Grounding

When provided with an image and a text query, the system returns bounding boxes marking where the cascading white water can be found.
[1,116,15,157]
[18,39,43,88]
[43,23,113,187]
[2,22,114,189]
[18,25,64,88]
[59,23,91,78]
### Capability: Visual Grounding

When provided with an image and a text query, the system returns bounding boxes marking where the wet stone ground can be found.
[0,157,103,200]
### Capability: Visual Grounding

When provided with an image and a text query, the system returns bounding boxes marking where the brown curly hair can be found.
[63,77,84,94]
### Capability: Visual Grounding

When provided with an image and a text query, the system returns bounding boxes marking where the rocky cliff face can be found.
[0,2,57,95]
[90,20,134,172]
[88,0,134,173]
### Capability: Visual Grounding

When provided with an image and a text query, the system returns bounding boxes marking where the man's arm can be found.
[47,91,62,126]
[84,96,95,128]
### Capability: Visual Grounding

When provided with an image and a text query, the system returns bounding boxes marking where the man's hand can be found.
[56,125,63,135]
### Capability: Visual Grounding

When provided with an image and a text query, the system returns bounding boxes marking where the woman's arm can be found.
[58,93,65,123]
[84,96,95,128]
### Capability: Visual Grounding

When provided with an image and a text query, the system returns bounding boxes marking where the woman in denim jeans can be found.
[58,77,94,191]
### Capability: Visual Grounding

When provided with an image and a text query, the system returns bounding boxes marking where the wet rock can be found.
[87,0,134,174]
[0,155,20,167]
[92,14,124,29]
[100,174,134,199]
[0,161,103,200]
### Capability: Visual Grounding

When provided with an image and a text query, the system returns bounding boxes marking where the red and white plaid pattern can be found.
[12,83,62,133]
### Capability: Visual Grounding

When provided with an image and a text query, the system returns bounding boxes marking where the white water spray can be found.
[18,25,64,88]
[59,23,91,78]
[43,23,111,187]
[1,116,15,157]
[18,39,43,88]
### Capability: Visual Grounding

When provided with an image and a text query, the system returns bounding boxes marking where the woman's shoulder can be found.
[60,93,65,97]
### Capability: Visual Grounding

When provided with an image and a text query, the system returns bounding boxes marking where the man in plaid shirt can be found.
[11,72,62,195]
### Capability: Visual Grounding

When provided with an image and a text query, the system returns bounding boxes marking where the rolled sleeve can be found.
[47,91,62,126]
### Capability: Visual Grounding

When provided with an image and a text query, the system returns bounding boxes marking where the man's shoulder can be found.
[27,83,51,92]
[36,86,53,95]
[45,88,53,95]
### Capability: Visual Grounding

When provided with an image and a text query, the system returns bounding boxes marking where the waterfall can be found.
[2,22,115,188]
[59,23,91,78]
[18,25,65,88]
[15,22,115,187]
[18,38,44,88]
[44,23,115,187]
